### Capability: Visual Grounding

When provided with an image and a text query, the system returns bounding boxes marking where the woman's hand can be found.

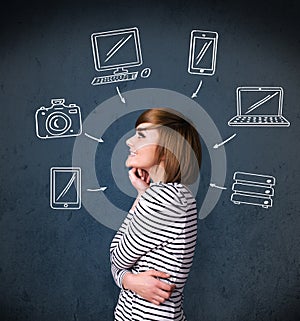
[128,168,150,195]
[123,270,176,305]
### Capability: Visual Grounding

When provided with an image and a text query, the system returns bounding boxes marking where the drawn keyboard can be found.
[232,116,289,125]
[91,71,138,85]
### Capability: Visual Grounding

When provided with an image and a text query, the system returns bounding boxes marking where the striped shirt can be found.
[110,182,198,321]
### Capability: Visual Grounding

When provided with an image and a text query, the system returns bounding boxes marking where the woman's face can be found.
[125,122,160,171]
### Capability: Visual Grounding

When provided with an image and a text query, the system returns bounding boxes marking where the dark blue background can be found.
[1,0,299,320]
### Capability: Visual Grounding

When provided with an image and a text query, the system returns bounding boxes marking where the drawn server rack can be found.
[231,172,276,209]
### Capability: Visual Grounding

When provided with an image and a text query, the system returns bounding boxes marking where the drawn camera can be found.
[35,98,82,139]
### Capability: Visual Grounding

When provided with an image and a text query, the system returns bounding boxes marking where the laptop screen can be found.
[238,88,283,116]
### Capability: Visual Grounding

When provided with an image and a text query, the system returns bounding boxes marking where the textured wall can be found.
[0,0,299,320]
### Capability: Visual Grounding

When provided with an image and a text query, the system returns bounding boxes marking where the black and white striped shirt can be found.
[110,182,198,321]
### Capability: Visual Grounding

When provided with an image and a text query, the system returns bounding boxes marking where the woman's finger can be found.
[151,299,161,306]
[138,168,145,180]
[154,294,165,304]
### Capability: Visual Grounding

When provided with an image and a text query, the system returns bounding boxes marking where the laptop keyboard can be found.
[232,116,287,124]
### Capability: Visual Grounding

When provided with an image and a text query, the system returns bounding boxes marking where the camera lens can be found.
[46,112,72,136]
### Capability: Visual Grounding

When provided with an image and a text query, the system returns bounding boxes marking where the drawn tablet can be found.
[50,167,81,210]
[188,30,219,76]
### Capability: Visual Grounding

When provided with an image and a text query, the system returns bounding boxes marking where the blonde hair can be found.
[135,108,202,185]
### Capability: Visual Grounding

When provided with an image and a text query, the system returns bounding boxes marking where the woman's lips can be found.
[129,150,137,156]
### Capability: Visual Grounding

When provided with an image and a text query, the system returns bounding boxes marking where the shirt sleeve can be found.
[110,184,188,270]
[110,211,134,289]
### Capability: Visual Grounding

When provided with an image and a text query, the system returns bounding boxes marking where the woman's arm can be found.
[109,167,150,289]
[110,183,186,270]
[110,194,177,302]
[110,211,134,288]
[110,170,183,303]
[110,166,150,289]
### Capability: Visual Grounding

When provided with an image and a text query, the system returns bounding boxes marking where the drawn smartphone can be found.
[50,167,81,210]
[188,30,219,76]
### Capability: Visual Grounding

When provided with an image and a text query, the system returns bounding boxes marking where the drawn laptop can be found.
[228,86,290,127]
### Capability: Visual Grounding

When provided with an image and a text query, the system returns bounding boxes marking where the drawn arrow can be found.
[87,187,108,192]
[116,86,126,104]
[84,132,104,143]
[213,133,237,149]
[210,183,227,190]
[191,80,203,99]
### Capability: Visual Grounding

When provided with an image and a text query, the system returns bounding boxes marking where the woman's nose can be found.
[126,135,134,147]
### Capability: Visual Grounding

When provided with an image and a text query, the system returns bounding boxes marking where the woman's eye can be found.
[137,132,146,138]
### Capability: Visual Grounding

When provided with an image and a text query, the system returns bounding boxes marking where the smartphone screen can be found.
[188,30,219,76]
[50,167,81,209]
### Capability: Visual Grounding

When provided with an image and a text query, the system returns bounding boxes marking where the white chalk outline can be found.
[91,27,142,85]
[116,86,126,103]
[213,133,236,149]
[188,30,219,76]
[191,80,203,98]
[140,67,151,78]
[50,167,81,210]
[210,183,227,190]
[35,99,82,139]
[231,171,276,209]
[84,132,104,143]
[104,34,133,63]
[228,87,290,127]
[87,187,107,192]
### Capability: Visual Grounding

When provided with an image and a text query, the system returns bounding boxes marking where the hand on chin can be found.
[128,167,150,194]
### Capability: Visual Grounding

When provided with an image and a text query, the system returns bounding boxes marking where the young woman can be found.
[110,108,202,320]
